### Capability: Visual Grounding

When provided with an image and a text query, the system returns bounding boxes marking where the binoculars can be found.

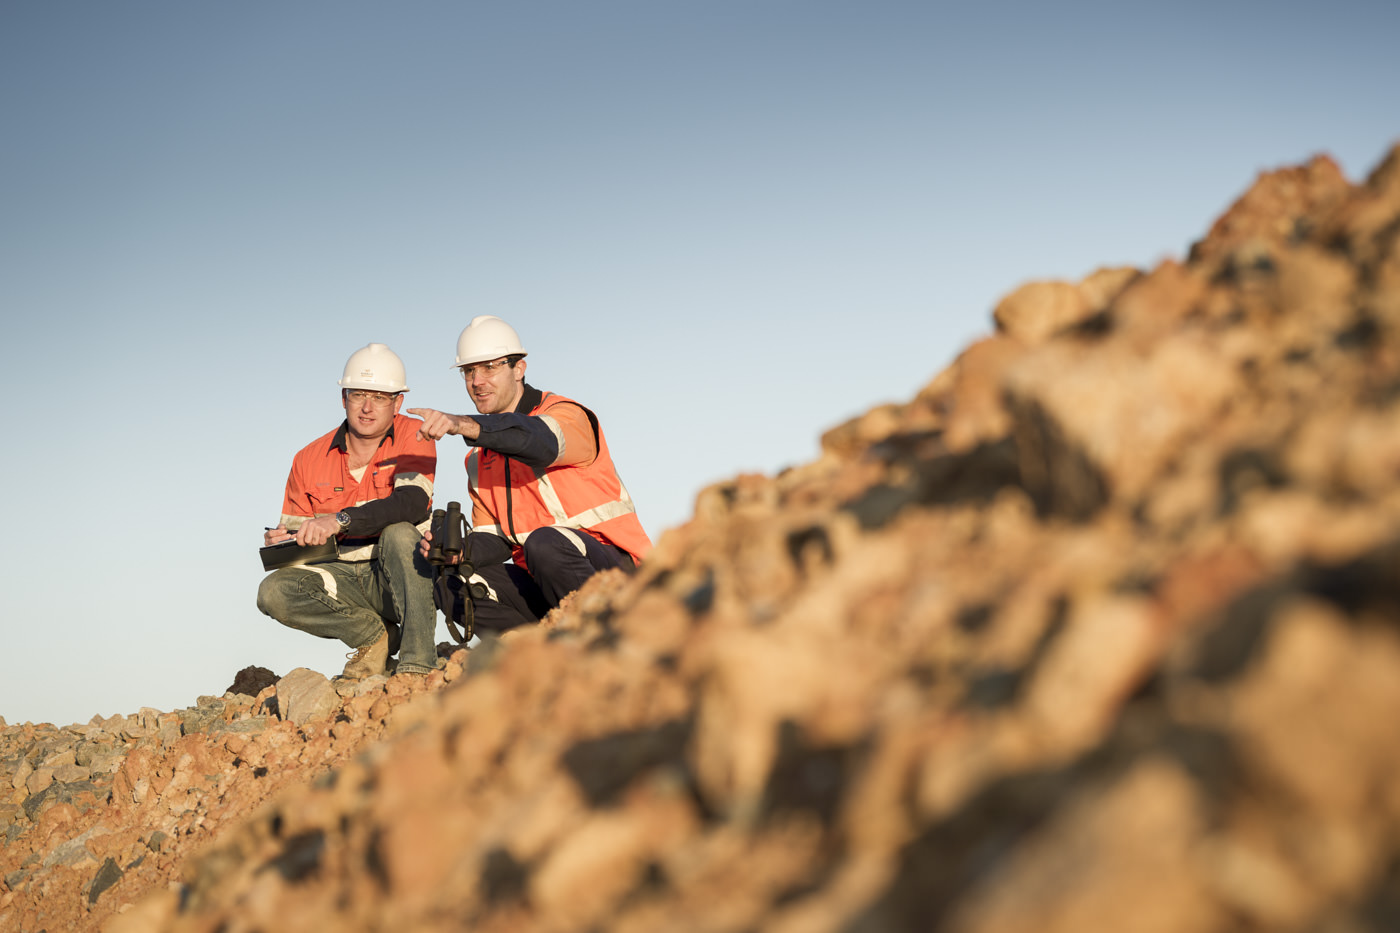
[428,501,489,603]
[428,500,466,565]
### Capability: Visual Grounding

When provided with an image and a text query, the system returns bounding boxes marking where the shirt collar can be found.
[330,417,397,453]
[517,383,543,414]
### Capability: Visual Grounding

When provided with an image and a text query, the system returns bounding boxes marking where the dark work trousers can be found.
[432,526,635,633]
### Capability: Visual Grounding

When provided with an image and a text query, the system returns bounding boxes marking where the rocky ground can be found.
[4,144,1400,932]
[0,653,485,932]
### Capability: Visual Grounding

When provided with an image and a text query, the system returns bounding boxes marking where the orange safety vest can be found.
[467,392,651,570]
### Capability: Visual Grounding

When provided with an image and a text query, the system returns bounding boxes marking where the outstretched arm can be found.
[410,404,597,472]
[409,408,482,442]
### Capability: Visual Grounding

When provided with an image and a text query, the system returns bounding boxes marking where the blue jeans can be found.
[256,522,438,673]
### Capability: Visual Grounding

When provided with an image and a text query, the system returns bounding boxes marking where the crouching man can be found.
[409,315,651,633]
[257,343,440,678]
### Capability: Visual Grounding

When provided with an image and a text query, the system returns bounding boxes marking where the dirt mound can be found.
[5,144,1400,933]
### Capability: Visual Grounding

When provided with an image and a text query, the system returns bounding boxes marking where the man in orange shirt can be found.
[410,316,650,633]
[258,343,439,678]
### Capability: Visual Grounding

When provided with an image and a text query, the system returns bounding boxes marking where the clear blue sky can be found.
[2,1,1395,727]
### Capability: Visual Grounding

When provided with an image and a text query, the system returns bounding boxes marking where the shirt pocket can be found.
[370,467,395,495]
[307,484,345,512]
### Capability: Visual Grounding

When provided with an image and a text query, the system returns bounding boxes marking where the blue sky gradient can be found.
[2,1,1396,725]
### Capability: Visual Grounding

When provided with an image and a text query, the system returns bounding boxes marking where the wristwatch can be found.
[334,511,352,532]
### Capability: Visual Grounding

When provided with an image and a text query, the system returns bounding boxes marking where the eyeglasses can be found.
[344,390,399,407]
[460,358,515,380]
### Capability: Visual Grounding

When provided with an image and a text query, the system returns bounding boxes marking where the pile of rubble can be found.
[3,143,1400,933]
[0,652,478,932]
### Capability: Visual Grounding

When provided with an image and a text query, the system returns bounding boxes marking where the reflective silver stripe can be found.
[296,564,338,601]
[469,570,497,602]
[337,542,377,562]
[539,414,568,462]
[534,472,570,525]
[394,472,434,497]
[475,522,503,537]
[537,472,640,528]
[565,497,639,529]
[556,527,589,556]
[508,474,639,547]
[466,450,480,492]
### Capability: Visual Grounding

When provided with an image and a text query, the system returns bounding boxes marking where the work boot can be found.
[342,630,390,680]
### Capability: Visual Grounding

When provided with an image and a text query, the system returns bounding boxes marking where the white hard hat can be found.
[338,343,409,393]
[452,315,527,367]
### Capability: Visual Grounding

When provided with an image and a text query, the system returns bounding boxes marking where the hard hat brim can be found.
[450,351,527,369]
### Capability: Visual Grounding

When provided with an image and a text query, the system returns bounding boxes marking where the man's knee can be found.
[523,526,588,570]
[257,570,299,621]
[377,521,421,558]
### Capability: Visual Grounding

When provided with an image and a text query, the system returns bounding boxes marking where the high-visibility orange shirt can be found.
[279,413,436,561]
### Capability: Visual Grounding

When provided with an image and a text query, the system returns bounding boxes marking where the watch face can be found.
[336,511,351,527]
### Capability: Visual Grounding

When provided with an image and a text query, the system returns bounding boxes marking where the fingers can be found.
[408,407,456,442]
[294,516,336,547]
[265,524,294,546]
[408,407,437,440]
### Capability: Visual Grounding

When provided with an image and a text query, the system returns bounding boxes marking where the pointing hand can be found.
[407,408,481,442]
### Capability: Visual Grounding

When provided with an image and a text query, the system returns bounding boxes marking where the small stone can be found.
[11,758,32,790]
[87,857,123,905]
[25,768,53,795]
[227,666,279,697]
[208,718,269,737]
[177,706,222,736]
[158,719,182,747]
[994,279,1092,344]
[276,668,339,725]
[42,748,76,770]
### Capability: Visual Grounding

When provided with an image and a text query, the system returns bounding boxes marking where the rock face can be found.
[5,144,1400,932]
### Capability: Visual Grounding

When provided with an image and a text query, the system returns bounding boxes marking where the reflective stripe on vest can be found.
[466,392,650,563]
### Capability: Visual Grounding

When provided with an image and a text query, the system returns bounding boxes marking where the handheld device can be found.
[259,538,338,572]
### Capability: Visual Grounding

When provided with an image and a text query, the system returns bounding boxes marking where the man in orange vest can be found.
[258,343,440,678]
[409,316,651,632]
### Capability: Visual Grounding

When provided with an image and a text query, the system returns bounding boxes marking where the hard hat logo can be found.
[453,315,528,368]
[339,343,409,393]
